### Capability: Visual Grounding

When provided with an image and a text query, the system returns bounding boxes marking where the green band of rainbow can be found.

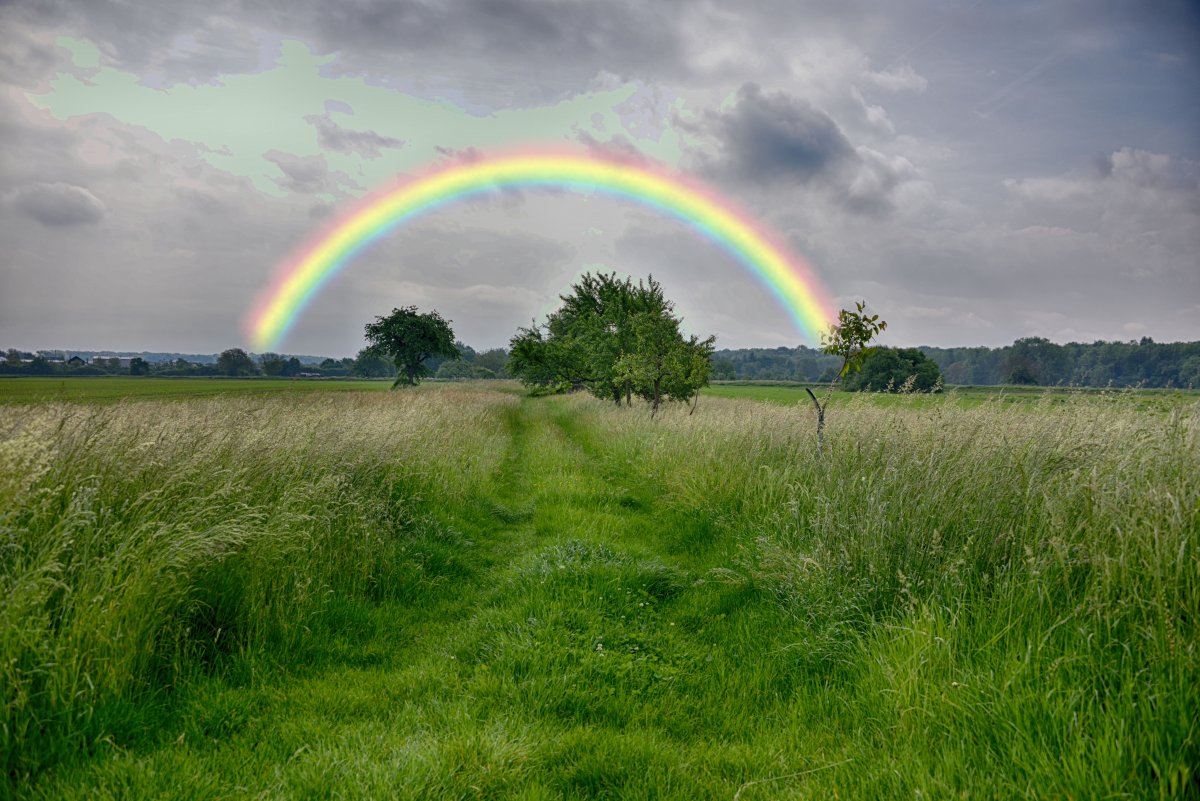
[248,150,836,350]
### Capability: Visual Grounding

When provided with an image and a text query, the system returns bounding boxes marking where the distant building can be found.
[67,356,86,366]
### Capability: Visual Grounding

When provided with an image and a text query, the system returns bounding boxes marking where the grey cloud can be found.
[575,131,650,165]
[865,64,928,93]
[697,84,855,184]
[4,0,687,102]
[688,84,918,216]
[1007,147,1200,230]
[263,150,361,195]
[304,112,404,159]
[11,182,105,225]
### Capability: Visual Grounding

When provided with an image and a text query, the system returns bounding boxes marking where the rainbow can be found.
[248,150,836,351]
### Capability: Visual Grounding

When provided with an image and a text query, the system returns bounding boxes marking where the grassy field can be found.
[2,383,1197,799]
[0,376,394,405]
[705,380,1200,411]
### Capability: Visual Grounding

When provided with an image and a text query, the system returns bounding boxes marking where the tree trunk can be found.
[805,387,826,455]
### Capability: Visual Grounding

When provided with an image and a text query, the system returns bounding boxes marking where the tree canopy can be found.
[217,348,257,377]
[842,347,942,392]
[508,272,715,412]
[363,306,459,387]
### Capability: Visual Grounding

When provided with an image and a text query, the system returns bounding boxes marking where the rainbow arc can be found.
[248,150,835,351]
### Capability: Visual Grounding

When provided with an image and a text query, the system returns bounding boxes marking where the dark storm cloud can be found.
[697,84,855,183]
[11,181,105,225]
[690,84,919,216]
[304,112,404,159]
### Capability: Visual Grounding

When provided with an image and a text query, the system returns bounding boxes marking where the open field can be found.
[705,380,1200,411]
[0,376,394,405]
[2,383,1197,799]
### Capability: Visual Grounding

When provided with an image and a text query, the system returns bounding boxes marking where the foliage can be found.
[842,346,941,392]
[806,301,887,452]
[217,348,257,377]
[820,300,888,379]
[712,337,1200,388]
[363,306,459,387]
[508,272,715,409]
[350,347,396,378]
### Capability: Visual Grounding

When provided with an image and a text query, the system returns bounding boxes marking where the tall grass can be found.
[574,390,1200,796]
[4,385,1196,798]
[0,387,515,785]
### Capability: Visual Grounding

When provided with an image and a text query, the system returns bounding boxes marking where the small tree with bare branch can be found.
[805,301,887,454]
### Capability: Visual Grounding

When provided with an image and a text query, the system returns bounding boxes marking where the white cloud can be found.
[865,63,928,93]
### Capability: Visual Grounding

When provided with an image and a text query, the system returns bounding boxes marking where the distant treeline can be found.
[712,337,1200,388]
[0,344,510,380]
[10,337,1199,388]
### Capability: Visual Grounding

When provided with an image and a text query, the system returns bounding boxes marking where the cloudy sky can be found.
[1,0,1197,355]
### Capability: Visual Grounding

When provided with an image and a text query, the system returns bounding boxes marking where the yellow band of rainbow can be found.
[248,150,836,350]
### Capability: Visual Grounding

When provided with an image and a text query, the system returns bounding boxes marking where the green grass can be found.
[705,380,1199,411]
[0,376,395,404]
[2,385,1197,799]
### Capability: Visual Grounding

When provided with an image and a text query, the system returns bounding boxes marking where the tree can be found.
[363,306,459,387]
[259,352,286,376]
[217,348,257,377]
[474,348,510,378]
[27,355,53,375]
[435,360,475,380]
[350,348,396,378]
[280,356,303,377]
[508,272,715,410]
[612,310,714,415]
[842,347,941,392]
[710,357,736,381]
[805,301,886,454]
[129,357,150,376]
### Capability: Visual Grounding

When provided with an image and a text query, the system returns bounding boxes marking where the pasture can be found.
[2,382,1196,799]
[0,376,392,405]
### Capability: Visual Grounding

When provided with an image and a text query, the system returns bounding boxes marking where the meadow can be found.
[1,380,1196,799]
[0,376,392,405]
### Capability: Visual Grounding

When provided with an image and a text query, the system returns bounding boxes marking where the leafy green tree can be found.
[363,306,459,387]
[474,348,510,377]
[1007,364,1038,385]
[350,348,396,378]
[842,347,941,392]
[259,352,286,376]
[27,355,53,375]
[805,301,887,454]
[435,360,476,380]
[280,357,303,377]
[129,357,150,376]
[508,272,715,410]
[710,357,736,381]
[217,348,257,377]
[612,310,714,415]
[508,324,575,392]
